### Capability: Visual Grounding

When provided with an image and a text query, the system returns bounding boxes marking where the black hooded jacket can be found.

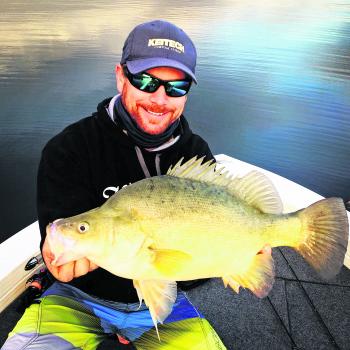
[37,97,214,302]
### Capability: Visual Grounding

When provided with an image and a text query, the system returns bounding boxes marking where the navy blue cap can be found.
[121,20,197,83]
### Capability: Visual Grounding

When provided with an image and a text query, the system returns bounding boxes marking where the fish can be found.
[47,157,349,338]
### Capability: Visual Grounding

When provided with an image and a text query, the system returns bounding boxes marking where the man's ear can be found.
[115,64,125,93]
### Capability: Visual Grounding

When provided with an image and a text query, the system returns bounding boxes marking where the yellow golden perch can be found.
[47,157,349,338]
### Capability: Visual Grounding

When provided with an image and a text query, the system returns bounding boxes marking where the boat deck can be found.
[186,248,350,350]
[1,248,349,349]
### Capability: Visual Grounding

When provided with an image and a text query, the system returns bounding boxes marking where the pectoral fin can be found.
[149,248,192,276]
[223,245,275,298]
[133,279,177,340]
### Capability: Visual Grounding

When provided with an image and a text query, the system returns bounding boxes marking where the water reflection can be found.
[0,0,350,239]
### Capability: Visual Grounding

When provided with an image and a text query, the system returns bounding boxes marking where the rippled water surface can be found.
[1,0,350,241]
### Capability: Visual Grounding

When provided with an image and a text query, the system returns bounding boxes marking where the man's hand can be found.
[42,236,98,282]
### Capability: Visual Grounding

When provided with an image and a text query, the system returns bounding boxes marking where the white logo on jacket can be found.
[102,184,130,199]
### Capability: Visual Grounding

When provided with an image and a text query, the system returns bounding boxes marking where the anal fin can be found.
[133,279,177,340]
[223,245,275,298]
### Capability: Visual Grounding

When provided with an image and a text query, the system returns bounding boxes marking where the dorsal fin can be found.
[229,171,283,214]
[167,156,283,214]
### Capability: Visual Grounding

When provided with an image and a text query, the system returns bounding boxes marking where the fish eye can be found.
[78,222,89,233]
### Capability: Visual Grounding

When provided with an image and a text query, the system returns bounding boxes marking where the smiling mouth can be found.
[147,110,165,116]
[142,107,170,117]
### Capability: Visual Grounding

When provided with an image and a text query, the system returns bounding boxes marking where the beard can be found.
[120,91,183,135]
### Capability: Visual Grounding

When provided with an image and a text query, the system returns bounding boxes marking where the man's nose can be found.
[149,85,168,105]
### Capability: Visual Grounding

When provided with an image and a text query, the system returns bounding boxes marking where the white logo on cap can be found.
[148,38,185,53]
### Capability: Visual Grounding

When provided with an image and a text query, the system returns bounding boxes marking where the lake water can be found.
[1,0,350,242]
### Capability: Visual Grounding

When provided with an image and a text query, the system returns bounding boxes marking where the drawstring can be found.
[155,154,161,176]
[135,146,151,178]
[135,146,162,178]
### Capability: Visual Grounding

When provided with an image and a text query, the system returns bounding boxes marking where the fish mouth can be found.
[46,221,77,266]
[51,253,72,267]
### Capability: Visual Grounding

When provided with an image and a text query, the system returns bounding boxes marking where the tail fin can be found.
[296,197,348,279]
[345,200,350,211]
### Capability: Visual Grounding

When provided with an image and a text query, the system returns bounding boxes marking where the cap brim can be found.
[126,58,197,84]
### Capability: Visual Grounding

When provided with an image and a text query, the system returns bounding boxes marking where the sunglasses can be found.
[123,66,192,97]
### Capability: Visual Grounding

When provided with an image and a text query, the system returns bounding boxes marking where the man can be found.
[2,20,226,349]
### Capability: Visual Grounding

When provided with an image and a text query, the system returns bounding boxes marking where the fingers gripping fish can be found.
[47,157,349,339]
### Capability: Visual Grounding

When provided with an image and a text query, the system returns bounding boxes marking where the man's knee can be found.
[2,332,78,350]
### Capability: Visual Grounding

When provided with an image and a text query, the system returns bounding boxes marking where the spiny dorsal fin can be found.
[167,156,283,214]
[167,156,230,184]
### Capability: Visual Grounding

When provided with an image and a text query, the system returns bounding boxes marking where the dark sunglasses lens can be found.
[166,81,191,97]
[126,67,191,97]
[130,74,159,93]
